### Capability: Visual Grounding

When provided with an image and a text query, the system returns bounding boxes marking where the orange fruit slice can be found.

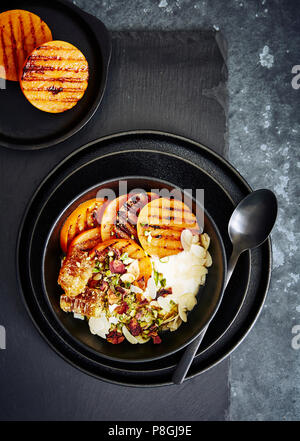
[20,40,89,113]
[0,9,52,81]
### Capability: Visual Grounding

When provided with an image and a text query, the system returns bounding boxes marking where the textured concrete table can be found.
[72,0,300,420]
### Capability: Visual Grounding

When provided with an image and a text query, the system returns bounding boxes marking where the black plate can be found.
[43,177,227,363]
[0,0,111,150]
[17,131,272,386]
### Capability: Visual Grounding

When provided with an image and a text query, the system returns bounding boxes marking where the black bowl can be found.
[17,132,270,385]
[42,176,226,363]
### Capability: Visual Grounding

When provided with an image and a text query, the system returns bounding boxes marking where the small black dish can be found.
[42,177,227,363]
[0,0,111,150]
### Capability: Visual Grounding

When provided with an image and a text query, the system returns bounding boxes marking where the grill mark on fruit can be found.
[146,214,196,223]
[67,224,73,246]
[145,225,180,235]
[29,14,37,47]
[21,76,86,83]
[18,13,26,61]
[29,55,85,61]
[150,233,181,241]
[159,206,191,213]
[119,211,138,227]
[116,220,132,236]
[146,228,181,237]
[29,97,80,103]
[23,65,88,73]
[118,210,137,227]
[29,13,37,48]
[114,225,131,240]
[40,18,46,40]
[148,242,182,251]
[144,224,198,236]
[145,244,182,252]
[128,198,148,214]
[117,221,137,239]
[47,85,63,95]
[149,207,195,216]
[36,45,78,51]
[22,86,85,92]
[0,28,8,76]
[9,15,19,78]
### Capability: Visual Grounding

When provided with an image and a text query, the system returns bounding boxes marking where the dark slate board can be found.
[0,30,229,420]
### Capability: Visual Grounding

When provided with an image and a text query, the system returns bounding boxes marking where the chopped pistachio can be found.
[153,270,159,285]
[160,278,166,287]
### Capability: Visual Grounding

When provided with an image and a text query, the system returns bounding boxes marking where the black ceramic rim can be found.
[16,130,272,386]
[0,0,112,150]
[40,177,227,363]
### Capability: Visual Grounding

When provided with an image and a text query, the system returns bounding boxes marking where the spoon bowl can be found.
[228,189,278,253]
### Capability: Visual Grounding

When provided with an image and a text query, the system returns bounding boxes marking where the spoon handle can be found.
[224,247,241,289]
[172,325,208,385]
[172,248,241,385]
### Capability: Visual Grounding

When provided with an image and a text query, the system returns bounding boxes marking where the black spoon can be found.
[172,189,278,384]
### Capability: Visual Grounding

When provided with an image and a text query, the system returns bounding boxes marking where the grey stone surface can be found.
[71,0,300,420]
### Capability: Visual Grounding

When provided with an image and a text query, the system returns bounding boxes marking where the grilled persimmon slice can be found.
[20,40,89,113]
[68,227,102,253]
[115,192,159,242]
[137,198,200,258]
[0,9,52,81]
[60,198,106,254]
[101,193,159,242]
[89,239,152,289]
[100,195,129,242]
